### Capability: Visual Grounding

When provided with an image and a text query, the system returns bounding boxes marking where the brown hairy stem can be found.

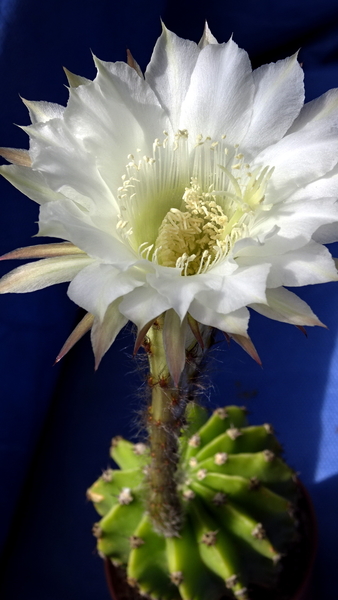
[146,317,184,536]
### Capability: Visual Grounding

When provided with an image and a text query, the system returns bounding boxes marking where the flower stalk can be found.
[146,317,185,537]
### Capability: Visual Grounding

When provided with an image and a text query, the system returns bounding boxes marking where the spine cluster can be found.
[88,404,299,600]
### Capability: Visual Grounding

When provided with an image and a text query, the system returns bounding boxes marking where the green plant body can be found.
[88,404,298,600]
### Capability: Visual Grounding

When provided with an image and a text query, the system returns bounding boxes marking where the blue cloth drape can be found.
[0,1,338,597]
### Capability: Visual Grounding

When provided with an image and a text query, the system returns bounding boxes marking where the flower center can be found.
[116,132,273,275]
[153,179,229,275]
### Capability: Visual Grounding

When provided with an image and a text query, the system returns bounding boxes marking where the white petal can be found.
[244,197,338,255]
[195,264,270,314]
[0,255,94,293]
[243,54,304,156]
[22,98,65,123]
[145,24,200,131]
[313,222,338,244]
[255,89,338,203]
[0,164,64,204]
[70,57,169,193]
[146,267,208,320]
[25,119,117,214]
[288,162,338,202]
[91,301,128,369]
[189,301,250,336]
[63,67,91,88]
[118,286,172,331]
[163,310,187,385]
[250,287,325,327]
[238,241,338,287]
[180,39,254,143]
[67,262,145,320]
[38,199,134,265]
[198,22,218,48]
[288,87,338,133]
[285,164,338,244]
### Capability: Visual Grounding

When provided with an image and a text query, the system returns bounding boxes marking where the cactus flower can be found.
[1,24,338,378]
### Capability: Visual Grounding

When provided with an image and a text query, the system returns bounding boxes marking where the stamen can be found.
[117,131,273,275]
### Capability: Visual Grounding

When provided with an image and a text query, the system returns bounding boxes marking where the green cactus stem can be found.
[88,405,300,600]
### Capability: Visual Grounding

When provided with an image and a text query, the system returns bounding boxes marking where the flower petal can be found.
[287,160,338,202]
[0,255,94,293]
[118,286,172,331]
[196,264,270,314]
[67,262,145,321]
[256,89,338,203]
[145,24,200,131]
[0,242,85,261]
[198,22,218,49]
[244,54,304,156]
[187,314,204,348]
[91,301,128,369]
[133,318,158,355]
[180,39,254,143]
[63,67,90,88]
[286,165,338,244]
[37,199,135,265]
[0,147,32,167]
[244,196,338,256]
[55,312,94,363]
[146,268,208,320]
[238,241,338,287]
[250,287,325,327]
[289,87,338,133]
[126,49,143,78]
[270,242,338,287]
[189,301,250,336]
[26,118,116,212]
[22,98,65,123]
[0,164,65,204]
[230,334,262,366]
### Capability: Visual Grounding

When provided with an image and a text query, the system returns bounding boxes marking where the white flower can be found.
[1,24,338,380]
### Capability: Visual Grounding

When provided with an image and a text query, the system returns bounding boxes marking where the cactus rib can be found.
[89,406,300,600]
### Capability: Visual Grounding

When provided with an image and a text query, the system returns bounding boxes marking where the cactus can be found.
[88,404,300,600]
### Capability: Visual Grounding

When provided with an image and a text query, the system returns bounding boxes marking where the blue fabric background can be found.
[0,1,338,598]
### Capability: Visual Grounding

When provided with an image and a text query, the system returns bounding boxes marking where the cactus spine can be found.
[88,398,299,600]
